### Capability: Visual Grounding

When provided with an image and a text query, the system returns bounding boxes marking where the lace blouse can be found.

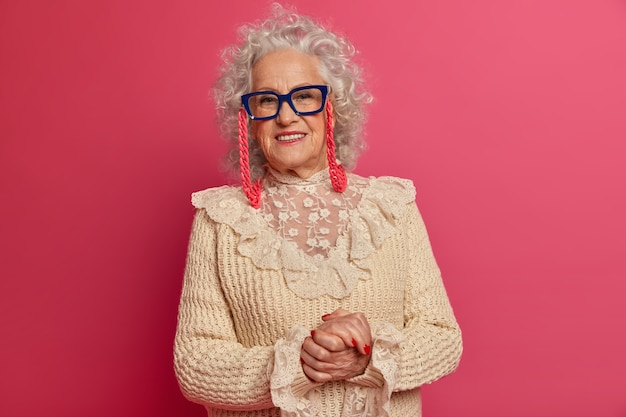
[174,169,462,416]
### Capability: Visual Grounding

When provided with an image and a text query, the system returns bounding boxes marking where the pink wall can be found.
[1,1,625,416]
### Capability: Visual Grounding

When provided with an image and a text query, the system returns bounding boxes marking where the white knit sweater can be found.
[174,170,462,416]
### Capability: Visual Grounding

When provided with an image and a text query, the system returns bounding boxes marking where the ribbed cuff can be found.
[291,366,323,397]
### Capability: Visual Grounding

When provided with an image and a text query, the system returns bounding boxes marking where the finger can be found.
[302,362,332,383]
[317,317,372,353]
[316,326,369,356]
[322,326,359,350]
[301,340,337,373]
[321,308,349,321]
[302,343,356,372]
[302,348,371,381]
[341,312,371,353]
[300,342,320,367]
[310,329,348,352]
[321,311,369,334]
[302,336,335,363]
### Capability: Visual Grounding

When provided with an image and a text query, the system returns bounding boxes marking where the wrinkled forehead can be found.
[250,48,325,92]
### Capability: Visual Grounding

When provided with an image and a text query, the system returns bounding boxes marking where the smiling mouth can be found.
[276,133,306,143]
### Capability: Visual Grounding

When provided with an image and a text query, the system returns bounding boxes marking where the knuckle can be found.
[316,349,330,362]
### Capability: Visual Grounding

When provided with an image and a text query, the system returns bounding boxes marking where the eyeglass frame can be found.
[241,85,329,121]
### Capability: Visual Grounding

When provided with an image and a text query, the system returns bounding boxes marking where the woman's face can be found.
[250,49,329,179]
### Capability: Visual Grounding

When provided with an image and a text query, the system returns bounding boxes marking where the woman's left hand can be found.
[317,308,372,355]
[300,309,372,383]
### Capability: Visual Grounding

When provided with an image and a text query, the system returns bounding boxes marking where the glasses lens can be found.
[290,87,324,114]
[246,93,279,119]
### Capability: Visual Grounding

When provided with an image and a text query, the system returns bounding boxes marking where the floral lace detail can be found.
[270,323,406,416]
[191,170,415,299]
[261,169,355,259]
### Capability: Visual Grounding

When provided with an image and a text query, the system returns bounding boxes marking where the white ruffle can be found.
[270,326,321,417]
[270,323,406,416]
[191,173,416,299]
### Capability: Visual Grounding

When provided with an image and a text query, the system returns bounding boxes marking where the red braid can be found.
[238,108,262,208]
[325,101,347,193]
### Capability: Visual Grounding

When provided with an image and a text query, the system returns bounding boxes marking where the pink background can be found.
[1,1,625,416]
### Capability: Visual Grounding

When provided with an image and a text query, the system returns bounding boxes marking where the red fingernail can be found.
[322,314,331,320]
[364,345,371,355]
[351,338,357,347]
[311,330,316,337]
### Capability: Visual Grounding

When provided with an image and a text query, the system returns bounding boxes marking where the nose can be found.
[276,99,297,124]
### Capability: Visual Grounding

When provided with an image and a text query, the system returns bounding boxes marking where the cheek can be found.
[251,122,271,142]
[250,122,260,140]
[314,119,327,142]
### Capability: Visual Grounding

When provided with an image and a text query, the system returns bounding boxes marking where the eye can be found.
[293,91,314,102]
[258,95,278,105]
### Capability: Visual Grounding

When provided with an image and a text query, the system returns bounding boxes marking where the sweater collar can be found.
[265,167,330,186]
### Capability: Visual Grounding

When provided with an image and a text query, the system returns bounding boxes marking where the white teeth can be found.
[276,133,305,142]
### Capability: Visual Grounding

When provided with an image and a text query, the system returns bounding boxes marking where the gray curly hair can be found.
[213,3,373,181]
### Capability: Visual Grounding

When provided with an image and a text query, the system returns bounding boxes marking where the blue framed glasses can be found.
[241,85,329,120]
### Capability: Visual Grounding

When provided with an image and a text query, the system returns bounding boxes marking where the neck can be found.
[269,163,328,179]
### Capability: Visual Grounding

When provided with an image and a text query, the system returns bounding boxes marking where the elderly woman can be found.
[174,4,462,416]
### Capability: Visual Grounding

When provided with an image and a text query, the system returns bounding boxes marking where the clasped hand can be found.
[300,308,372,383]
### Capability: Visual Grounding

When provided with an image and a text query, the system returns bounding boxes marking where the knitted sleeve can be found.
[173,209,276,411]
[394,203,463,390]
